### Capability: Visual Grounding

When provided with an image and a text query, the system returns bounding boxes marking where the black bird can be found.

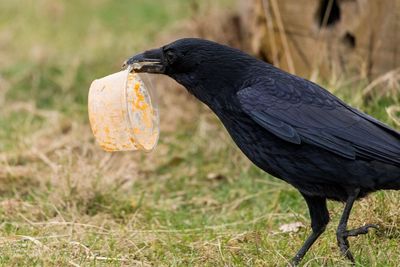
[125,38,400,265]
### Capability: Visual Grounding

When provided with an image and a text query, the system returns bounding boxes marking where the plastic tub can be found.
[88,67,159,152]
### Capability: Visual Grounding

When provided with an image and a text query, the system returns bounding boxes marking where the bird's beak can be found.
[122,48,165,74]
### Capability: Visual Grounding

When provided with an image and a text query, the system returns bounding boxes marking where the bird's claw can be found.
[346,224,379,237]
[337,224,378,263]
[289,257,300,267]
[337,231,355,263]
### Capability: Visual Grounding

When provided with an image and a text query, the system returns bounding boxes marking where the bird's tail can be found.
[392,179,400,190]
[375,165,400,190]
[378,177,400,190]
[391,181,400,190]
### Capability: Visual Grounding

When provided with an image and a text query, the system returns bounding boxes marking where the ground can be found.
[0,0,399,266]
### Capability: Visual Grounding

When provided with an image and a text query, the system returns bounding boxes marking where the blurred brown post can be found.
[237,0,400,80]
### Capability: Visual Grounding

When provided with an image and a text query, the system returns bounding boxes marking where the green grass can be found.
[1,0,400,266]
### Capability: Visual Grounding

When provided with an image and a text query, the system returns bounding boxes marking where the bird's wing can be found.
[236,76,400,165]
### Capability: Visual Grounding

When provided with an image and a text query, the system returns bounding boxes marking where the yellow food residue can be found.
[132,127,141,135]
[131,81,151,127]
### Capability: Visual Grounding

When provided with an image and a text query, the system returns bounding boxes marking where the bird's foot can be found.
[289,256,300,267]
[337,229,355,263]
[346,224,379,237]
[337,224,379,263]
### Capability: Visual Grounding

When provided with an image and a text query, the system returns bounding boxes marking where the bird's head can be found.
[124,38,257,104]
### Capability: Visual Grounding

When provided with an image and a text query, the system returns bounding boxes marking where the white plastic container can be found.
[88,67,159,152]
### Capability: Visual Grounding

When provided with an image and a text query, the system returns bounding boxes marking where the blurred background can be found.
[0,0,399,266]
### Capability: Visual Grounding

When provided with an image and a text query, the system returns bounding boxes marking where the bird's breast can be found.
[215,109,285,178]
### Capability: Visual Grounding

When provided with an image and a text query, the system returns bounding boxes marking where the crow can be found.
[124,38,400,265]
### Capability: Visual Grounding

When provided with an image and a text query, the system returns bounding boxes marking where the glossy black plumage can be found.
[126,38,400,265]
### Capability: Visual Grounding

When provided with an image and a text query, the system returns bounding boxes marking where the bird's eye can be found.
[165,50,176,64]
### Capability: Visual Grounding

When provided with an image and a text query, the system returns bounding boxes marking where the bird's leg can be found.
[346,224,379,237]
[336,188,378,263]
[291,227,325,266]
[291,194,329,266]
[336,193,356,263]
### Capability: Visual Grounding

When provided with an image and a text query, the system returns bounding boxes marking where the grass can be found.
[1,0,400,266]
